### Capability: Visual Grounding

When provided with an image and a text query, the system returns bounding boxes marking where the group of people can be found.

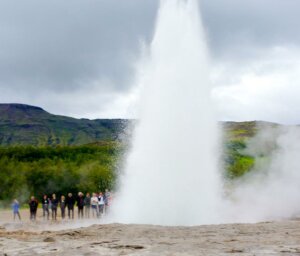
[12,190,111,221]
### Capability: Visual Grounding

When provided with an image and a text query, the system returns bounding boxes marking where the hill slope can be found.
[0,104,126,146]
[0,103,279,147]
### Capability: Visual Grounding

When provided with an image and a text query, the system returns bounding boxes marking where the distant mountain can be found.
[0,103,280,147]
[0,104,127,146]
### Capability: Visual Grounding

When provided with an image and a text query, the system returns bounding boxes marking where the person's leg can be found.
[68,207,70,219]
[98,205,101,216]
[71,208,74,219]
[99,205,103,216]
[17,211,21,220]
[94,206,97,218]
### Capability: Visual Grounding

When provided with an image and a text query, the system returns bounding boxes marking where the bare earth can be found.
[0,210,300,255]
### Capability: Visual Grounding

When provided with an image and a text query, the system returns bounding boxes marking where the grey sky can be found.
[0,0,299,123]
[201,0,300,58]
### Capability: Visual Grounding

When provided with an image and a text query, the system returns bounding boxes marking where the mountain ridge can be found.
[0,103,280,146]
[0,103,126,146]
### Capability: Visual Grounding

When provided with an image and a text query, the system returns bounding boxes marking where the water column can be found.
[112,0,223,225]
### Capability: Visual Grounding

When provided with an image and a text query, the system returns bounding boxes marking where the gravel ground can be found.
[0,209,300,255]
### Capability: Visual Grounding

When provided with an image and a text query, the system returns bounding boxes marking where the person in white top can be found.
[91,193,99,218]
[98,192,105,217]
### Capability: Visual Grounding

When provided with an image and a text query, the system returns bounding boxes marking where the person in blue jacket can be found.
[12,199,21,221]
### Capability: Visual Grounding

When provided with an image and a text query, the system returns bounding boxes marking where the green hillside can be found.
[0,104,281,204]
[0,104,126,146]
[223,121,279,178]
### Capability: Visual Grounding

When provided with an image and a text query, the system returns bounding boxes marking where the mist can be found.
[226,125,300,222]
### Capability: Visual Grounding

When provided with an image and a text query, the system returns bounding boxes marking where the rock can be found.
[43,237,55,242]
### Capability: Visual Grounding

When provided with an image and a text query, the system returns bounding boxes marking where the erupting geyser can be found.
[112,0,223,225]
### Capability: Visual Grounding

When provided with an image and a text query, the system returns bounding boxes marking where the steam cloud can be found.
[226,125,300,222]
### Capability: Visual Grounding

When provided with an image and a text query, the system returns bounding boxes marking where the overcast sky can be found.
[0,0,299,124]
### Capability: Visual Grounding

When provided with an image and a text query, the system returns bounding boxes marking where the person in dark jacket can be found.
[42,195,50,220]
[28,196,38,221]
[77,192,84,219]
[51,194,59,220]
[60,195,66,219]
[66,193,75,219]
[84,193,91,218]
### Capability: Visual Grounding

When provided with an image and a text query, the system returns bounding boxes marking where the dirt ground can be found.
[0,209,300,255]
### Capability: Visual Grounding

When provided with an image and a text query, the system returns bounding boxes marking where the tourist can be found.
[42,195,50,220]
[84,193,91,218]
[91,193,99,218]
[12,199,21,221]
[66,193,75,219]
[77,192,84,219]
[60,195,66,219]
[104,189,111,213]
[51,194,59,220]
[98,192,105,217]
[28,196,38,221]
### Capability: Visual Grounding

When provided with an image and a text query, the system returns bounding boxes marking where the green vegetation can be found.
[224,139,255,178]
[0,104,281,205]
[222,122,259,179]
[223,121,257,140]
[0,104,126,146]
[0,143,122,205]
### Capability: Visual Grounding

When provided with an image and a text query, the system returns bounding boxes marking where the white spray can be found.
[111,0,223,225]
[228,126,300,222]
